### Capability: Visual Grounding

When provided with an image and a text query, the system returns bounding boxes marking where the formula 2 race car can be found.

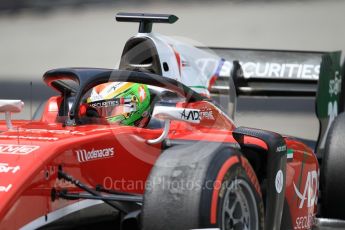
[0,13,344,230]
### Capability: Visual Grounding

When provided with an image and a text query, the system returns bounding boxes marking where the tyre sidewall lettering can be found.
[241,156,262,197]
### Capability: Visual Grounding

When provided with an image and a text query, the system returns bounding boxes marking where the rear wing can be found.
[204,48,345,155]
[203,47,325,96]
[203,48,345,155]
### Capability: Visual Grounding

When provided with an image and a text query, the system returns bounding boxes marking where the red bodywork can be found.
[0,94,318,229]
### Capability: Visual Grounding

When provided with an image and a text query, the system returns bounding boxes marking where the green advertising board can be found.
[316,51,342,154]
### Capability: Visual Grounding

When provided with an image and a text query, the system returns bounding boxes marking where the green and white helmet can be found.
[87,82,151,126]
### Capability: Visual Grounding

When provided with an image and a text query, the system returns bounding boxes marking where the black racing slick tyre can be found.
[322,112,345,219]
[142,142,264,230]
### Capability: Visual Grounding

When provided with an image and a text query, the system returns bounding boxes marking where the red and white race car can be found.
[0,13,344,230]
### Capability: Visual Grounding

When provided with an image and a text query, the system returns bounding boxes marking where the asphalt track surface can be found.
[3,0,343,141]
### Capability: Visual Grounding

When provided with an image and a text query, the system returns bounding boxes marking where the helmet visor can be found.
[88,98,136,119]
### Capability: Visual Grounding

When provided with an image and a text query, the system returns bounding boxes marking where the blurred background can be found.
[0,0,344,142]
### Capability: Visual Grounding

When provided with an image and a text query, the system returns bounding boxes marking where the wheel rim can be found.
[221,179,258,230]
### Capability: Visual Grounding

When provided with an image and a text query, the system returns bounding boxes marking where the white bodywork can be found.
[0,100,24,130]
[152,105,200,124]
[0,100,24,113]
[147,106,201,144]
[129,32,227,96]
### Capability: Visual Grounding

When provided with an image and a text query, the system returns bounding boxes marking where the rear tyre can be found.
[142,142,264,230]
[322,112,345,219]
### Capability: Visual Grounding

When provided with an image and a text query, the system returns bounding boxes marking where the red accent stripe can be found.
[78,104,87,116]
[210,156,239,224]
[208,75,218,92]
[172,47,181,76]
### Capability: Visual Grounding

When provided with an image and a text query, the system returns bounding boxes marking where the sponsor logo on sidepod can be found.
[0,163,20,173]
[76,147,114,163]
[0,184,12,192]
[0,144,39,155]
[293,170,318,209]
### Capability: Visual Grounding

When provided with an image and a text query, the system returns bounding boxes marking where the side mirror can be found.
[147,106,200,144]
[0,100,24,130]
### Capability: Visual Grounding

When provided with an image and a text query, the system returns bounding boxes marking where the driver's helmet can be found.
[86,82,151,126]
